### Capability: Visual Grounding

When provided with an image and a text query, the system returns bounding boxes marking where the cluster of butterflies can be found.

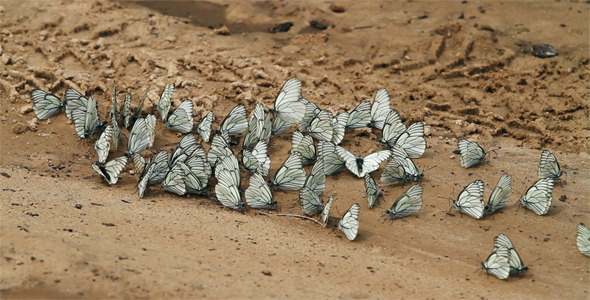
[31,78,428,241]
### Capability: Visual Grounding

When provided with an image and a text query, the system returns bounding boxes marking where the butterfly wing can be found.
[318,141,345,175]
[162,162,186,196]
[94,125,113,164]
[320,196,334,227]
[31,89,64,120]
[338,203,360,241]
[245,173,276,209]
[220,104,248,137]
[331,111,348,145]
[364,173,380,209]
[303,157,326,195]
[380,109,405,145]
[297,97,320,132]
[520,177,554,215]
[166,100,194,133]
[336,146,361,177]
[308,110,334,142]
[273,78,305,124]
[394,122,426,159]
[458,138,486,168]
[126,118,151,157]
[197,110,214,142]
[577,223,590,257]
[385,184,423,219]
[482,247,510,280]
[270,153,307,191]
[64,88,88,120]
[157,83,174,122]
[92,156,128,185]
[538,150,562,179]
[370,88,391,130]
[291,131,316,165]
[361,150,392,176]
[486,173,512,214]
[453,180,485,219]
[346,101,371,129]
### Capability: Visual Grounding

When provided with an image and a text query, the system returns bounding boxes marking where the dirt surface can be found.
[1,0,589,299]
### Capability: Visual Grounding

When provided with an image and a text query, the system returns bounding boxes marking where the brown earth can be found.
[1,0,589,299]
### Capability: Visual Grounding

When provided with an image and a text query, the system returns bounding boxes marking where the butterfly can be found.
[125,116,153,157]
[215,154,241,189]
[30,89,64,120]
[364,173,381,209]
[271,78,305,124]
[485,173,512,215]
[245,173,276,209]
[219,104,248,139]
[384,184,423,219]
[121,92,132,129]
[318,141,345,175]
[182,155,211,195]
[538,150,562,180]
[369,88,391,130]
[207,132,233,167]
[92,156,128,185]
[94,125,113,164]
[303,157,326,195]
[520,177,554,215]
[269,152,307,191]
[157,83,174,122]
[380,145,423,183]
[379,109,405,146]
[197,110,214,143]
[145,114,157,148]
[215,157,244,210]
[64,88,89,120]
[109,82,118,119]
[162,162,186,196]
[71,95,105,139]
[300,186,323,215]
[346,101,371,130]
[243,104,265,150]
[336,147,391,178]
[110,111,122,150]
[494,234,528,275]
[297,97,320,133]
[308,110,334,142]
[482,246,510,280]
[331,111,348,145]
[339,203,360,241]
[165,100,194,134]
[391,122,426,159]
[320,196,334,227]
[242,141,271,177]
[271,112,291,136]
[169,134,206,168]
[457,138,486,168]
[291,131,316,165]
[577,223,590,257]
[453,180,485,219]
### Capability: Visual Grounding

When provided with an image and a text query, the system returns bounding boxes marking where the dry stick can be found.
[257,211,324,227]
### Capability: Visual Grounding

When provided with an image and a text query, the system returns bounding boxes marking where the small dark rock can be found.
[329,4,346,13]
[26,212,39,217]
[63,228,73,232]
[1,172,11,178]
[269,22,293,33]
[262,270,272,276]
[75,204,83,209]
[559,195,567,202]
[531,44,558,58]
[102,222,115,227]
[309,20,328,30]
[478,6,486,13]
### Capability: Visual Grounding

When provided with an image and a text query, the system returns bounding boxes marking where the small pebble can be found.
[262,270,272,276]
[269,22,293,33]
[531,44,558,58]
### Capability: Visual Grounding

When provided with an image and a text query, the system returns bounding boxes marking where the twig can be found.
[257,211,324,227]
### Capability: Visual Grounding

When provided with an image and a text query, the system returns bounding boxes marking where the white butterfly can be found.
[339,203,360,241]
[215,154,241,188]
[109,82,118,119]
[520,177,554,215]
[457,138,486,168]
[157,83,174,122]
[145,150,170,185]
[64,88,89,120]
[30,89,64,120]
[308,110,334,142]
[485,173,512,215]
[145,114,157,148]
[303,157,326,195]
[121,92,132,129]
[320,196,334,227]
[364,173,381,209]
[126,117,152,157]
[207,132,233,167]
[215,166,244,210]
[291,131,316,165]
[577,223,590,257]
[453,180,485,219]
[392,122,426,159]
[336,147,391,178]
[269,152,306,191]
[300,186,323,215]
[71,95,105,139]
[493,234,528,275]
[318,141,345,175]
[297,97,320,133]
[369,88,391,130]
[346,101,371,129]
[242,140,271,177]
[380,109,405,147]
[162,162,186,196]
[331,111,348,145]
[380,145,423,183]
[385,184,423,219]
[271,112,291,136]
[92,156,128,185]
[243,104,265,150]
[181,155,211,195]
[538,150,562,180]
[94,125,113,164]
[165,100,193,133]
[219,104,248,138]
[197,110,214,143]
[245,173,276,209]
[272,78,305,124]
[482,246,510,280]
[110,112,122,151]
[169,134,205,168]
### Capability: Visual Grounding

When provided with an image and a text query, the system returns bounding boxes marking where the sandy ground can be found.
[1,0,589,299]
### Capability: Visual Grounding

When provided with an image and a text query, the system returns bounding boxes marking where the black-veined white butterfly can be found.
[380,145,423,183]
[219,104,248,138]
[243,104,264,150]
[369,88,391,130]
[157,83,174,122]
[458,138,486,168]
[215,167,244,210]
[300,186,323,215]
[215,154,241,188]
[577,223,590,257]
[64,88,88,120]
[109,82,118,119]
[385,184,423,219]
[339,203,360,241]
[380,109,405,146]
[303,157,326,195]
[111,112,121,150]
[145,114,156,148]
[146,150,170,185]
[166,100,194,134]
[297,97,320,133]
[245,173,276,209]
[308,110,334,142]
[207,132,233,167]
[332,111,348,145]
[126,117,151,157]
[494,234,528,275]
[364,173,381,209]
[121,92,132,129]
[162,162,186,196]
[30,89,64,120]
[94,125,113,164]
[291,131,316,165]
[271,78,305,124]
[482,246,510,280]
[271,112,292,136]
[538,150,562,180]
[392,122,426,159]
[318,141,345,175]
[269,152,307,191]
[92,156,128,185]
[485,173,511,215]
[242,141,271,177]
[520,177,554,215]
[71,95,106,139]
[197,110,214,143]
[169,134,205,167]
[346,101,371,130]
[182,155,211,195]
[320,196,334,227]
[337,147,391,178]
[453,180,485,219]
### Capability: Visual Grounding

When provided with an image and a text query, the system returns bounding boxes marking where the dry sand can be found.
[1,0,589,299]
